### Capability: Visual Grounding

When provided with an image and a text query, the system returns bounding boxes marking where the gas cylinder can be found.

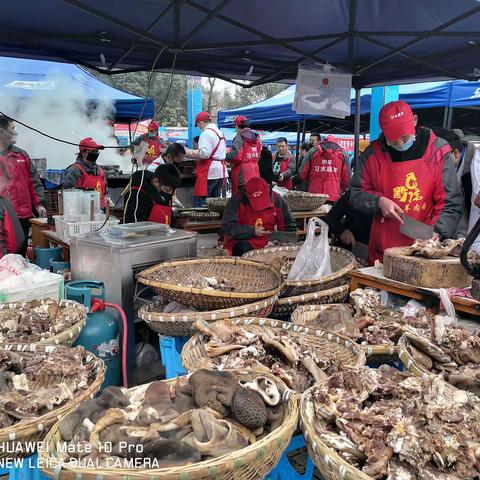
[66,281,121,388]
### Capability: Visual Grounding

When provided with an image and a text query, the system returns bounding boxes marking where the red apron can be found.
[193,128,226,197]
[143,136,163,165]
[231,136,261,193]
[224,194,277,254]
[130,187,172,225]
[368,139,450,265]
[307,145,345,201]
[74,164,107,208]
[274,154,293,190]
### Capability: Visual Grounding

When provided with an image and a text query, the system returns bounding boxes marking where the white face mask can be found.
[387,135,416,152]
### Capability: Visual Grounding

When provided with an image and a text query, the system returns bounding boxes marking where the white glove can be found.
[37,205,47,218]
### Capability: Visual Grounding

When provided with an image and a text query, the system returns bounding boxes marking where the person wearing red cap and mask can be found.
[222,177,296,256]
[186,112,227,207]
[298,134,349,201]
[225,116,262,193]
[350,100,463,265]
[130,120,165,166]
[63,137,107,208]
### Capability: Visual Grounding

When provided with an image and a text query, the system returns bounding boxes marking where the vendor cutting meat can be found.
[272,138,296,190]
[222,177,296,256]
[124,164,181,225]
[130,120,165,166]
[350,100,464,265]
[225,116,261,193]
[186,111,227,207]
[63,137,107,208]
[297,135,349,201]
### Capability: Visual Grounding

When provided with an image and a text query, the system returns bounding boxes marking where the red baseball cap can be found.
[195,111,211,126]
[149,120,159,130]
[78,137,104,152]
[234,115,249,127]
[379,100,416,142]
[245,177,271,211]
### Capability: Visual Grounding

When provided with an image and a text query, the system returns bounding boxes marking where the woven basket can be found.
[0,344,104,460]
[40,369,298,480]
[271,284,350,318]
[206,197,229,215]
[137,258,283,311]
[300,386,372,480]
[182,317,365,382]
[291,306,398,361]
[243,244,356,297]
[397,335,432,378]
[0,299,87,346]
[138,295,278,337]
[284,191,329,211]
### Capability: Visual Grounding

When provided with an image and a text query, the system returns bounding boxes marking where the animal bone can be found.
[260,333,298,365]
[89,408,125,444]
[301,357,328,384]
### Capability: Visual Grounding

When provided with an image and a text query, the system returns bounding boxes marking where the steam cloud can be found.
[0,65,132,172]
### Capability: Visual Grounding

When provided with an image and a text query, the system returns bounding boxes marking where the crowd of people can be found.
[0,99,478,265]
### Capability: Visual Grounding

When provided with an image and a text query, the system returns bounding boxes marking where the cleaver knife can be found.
[400,215,434,240]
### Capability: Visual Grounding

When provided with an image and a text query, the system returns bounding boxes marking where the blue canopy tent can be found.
[0,56,154,122]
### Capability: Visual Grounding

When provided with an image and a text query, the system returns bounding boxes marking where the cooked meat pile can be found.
[0,299,85,343]
[402,319,480,396]
[304,365,480,479]
[0,346,95,428]
[148,268,235,292]
[193,319,341,393]
[57,370,287,469]
[405,238,464,259]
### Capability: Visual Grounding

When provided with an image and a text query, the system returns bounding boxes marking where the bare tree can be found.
[205,77,217,112]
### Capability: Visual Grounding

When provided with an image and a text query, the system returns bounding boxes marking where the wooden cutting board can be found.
[383,247,472,288]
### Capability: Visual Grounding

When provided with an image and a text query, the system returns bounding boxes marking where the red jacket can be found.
[227,129,261,193]
[350,128,464,265]
[222,190,296,254]
[0,146,43,218]
[273,153,295,190]
[0,198,24,257]
[299,138,349,201]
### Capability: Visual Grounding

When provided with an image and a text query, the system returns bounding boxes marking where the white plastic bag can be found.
[287,217,332,281]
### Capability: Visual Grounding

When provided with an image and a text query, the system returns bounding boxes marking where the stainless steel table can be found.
[70,228,197,383]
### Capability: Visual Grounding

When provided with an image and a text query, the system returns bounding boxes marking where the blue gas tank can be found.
[66,281,121,388]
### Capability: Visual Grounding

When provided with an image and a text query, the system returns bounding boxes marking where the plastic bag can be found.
[287,217,332,281]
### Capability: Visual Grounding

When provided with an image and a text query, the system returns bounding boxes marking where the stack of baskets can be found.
[206,197,229,215]
[137,258,283,336]
[243,244,356,317]
[283,191,328,211]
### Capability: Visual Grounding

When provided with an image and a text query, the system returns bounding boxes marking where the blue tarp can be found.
[218,81,480,127]
[0,57,154,122]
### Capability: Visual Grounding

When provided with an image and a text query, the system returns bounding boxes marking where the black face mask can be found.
[86,152,99,163]
[159,191,173,204]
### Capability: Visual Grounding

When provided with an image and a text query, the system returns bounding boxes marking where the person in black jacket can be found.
[124,164,181,225]
[258,147,275,186]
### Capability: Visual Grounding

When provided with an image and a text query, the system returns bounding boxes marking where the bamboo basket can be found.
[291,305,398,362]
[40,369,298,480]
[0,299,87,346]
[206,197,229,215]
[138,295,278,336]
[243,244,356,296]
[397,335,432,378]
[182,317,366,383]
[271,284,350,318]
[0,344,104,459]
[300,384,373,480]
[137,258,283,310]
[284,191,328,211]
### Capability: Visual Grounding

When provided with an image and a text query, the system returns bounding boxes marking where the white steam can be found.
[0,66,131,172]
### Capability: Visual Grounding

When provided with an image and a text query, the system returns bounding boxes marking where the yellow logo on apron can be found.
[95,180,102,193]
[255,218,263,227]
[392,172,426,213]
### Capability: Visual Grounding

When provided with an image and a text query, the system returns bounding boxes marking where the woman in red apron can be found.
[124,164,181,225]
[63,137,107,208]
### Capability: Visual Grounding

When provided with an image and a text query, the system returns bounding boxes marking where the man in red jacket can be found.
[222,177,296,256]
[298,135,349,201]
[0,117,45,255]
[130,120,165,166]
[225,116,261,193]
[350,100,464,265]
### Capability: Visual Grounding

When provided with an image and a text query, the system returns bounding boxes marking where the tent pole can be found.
[301,118,307,142]
[353,87,361,169]
[442,107,449,128]
[447,107,454,129]
[295,119,301,168]
[128,121,132,143]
